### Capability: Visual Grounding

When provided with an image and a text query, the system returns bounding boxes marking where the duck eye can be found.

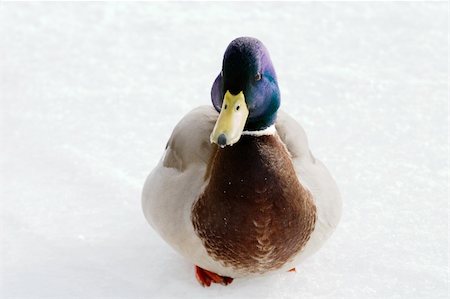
[236,105,240,111]
[255,73,261,81]
[224,104,228,109]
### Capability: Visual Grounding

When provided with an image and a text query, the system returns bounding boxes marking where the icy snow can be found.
[0,2,448,299]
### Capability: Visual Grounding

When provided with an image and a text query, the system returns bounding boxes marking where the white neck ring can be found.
[241,125,276,137]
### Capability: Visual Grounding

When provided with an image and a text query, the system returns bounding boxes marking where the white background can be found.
[1,2,448,298]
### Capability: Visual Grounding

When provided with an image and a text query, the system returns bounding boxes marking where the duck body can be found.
[142,107,341,278]
[142,37,342,283]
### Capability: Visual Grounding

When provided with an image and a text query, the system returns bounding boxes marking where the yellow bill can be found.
[210,91,249,147]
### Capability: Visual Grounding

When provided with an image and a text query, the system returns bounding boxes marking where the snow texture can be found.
[0,2,448,298]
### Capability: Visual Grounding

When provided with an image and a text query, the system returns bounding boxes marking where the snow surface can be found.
[0,2,448,298]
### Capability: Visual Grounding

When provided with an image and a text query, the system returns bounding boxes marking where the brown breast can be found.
[191,134,316,274]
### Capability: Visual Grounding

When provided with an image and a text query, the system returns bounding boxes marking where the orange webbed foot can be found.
[195,265,234,287]
[288,267,296,273]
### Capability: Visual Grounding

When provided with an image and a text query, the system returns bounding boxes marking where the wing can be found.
[142,106,219,250]
[276,110,342,228]
[275,110,314,163]
[276,111,342,260]
[163,106,218,172]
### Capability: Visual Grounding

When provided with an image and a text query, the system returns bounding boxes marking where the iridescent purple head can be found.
[211,37,280,135]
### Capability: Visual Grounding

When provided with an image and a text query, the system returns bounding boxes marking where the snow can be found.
[0,2,448,298]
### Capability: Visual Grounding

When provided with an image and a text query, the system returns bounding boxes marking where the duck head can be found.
[210,37,280,147]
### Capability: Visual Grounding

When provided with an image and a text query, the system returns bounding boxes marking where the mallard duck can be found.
[142,37,342,287]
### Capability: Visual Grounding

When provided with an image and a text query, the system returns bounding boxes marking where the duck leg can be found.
[288,267,296,272]
[195,265,233,287]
